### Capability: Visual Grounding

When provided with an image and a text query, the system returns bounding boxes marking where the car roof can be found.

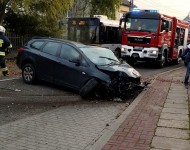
[30,36,99,49]
[31,36,85,46]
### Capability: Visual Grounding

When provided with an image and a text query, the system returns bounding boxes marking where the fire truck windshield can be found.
[125,18,159,33]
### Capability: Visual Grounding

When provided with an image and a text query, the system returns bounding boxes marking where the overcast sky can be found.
[134,0,190,20]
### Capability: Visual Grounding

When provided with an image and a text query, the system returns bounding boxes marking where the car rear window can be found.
[30,41,45,50]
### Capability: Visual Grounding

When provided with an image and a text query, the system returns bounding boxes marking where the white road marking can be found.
[0,77,20,82]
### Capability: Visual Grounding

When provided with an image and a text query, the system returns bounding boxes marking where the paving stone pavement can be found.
[151,77,190,150]
[0,103,124,150]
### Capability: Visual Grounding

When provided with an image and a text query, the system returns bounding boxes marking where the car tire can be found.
[22,64,37,84]
[79,78,98,99]
[127,59,136,66]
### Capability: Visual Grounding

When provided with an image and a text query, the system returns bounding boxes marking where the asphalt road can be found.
[134,61,184,77]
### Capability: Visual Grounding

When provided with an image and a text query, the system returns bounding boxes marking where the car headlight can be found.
[149,50,157,54]
[121,47,125,52]
[132,69,140,77]
[127,68,141,77]
[152,50,157,54]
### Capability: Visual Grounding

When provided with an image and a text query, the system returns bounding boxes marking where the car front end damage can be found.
[95,64,146,98]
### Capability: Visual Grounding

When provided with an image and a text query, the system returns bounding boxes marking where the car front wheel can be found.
[22,64,36,84]
[79,78,98,99]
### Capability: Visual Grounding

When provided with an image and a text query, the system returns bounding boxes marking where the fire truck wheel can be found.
[173,57,181,64]
[173,51,182,64]
[157,55,165,68]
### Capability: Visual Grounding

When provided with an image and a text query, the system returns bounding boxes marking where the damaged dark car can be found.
[16,37,143,99]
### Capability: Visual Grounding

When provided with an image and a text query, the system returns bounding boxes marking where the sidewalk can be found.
[90,67,190,150]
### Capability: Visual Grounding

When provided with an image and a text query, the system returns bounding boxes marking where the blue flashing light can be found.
[149,10,158,13]
[132,9,158,13]
[145,10,158,13]
[132,8,140,12]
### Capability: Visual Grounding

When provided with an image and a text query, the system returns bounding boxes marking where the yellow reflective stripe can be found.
[8,44,12,48]
[0,39,4,47]
[0,51,5,56]
[2,67,8,71]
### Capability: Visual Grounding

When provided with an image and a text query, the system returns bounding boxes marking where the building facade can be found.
[116,0,131,20]
[183,12,190,43]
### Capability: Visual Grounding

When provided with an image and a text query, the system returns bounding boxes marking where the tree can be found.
[0,0,73,25]
[69,0,122,19]
[90,0,122,19]
[4,9,66,38]
[70,0,90,17]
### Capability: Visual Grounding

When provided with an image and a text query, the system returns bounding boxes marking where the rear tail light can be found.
[18,47,23,54]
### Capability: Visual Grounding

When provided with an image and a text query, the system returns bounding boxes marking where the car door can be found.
[27,40,46,74]
[54,44,90,90]
[37,41,61,82]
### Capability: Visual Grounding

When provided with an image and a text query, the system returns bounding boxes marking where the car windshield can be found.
[80,47,120,65]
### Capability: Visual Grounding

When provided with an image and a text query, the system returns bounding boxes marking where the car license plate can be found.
[134,46,143,50]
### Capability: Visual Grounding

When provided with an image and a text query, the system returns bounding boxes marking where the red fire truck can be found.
[119,9,189,67]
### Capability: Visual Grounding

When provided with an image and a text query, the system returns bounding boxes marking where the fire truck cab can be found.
[120,9,189,67]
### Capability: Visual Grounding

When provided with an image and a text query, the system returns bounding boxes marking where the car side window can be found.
[43,42,60,56]
[30,41,44,50]
[60,44,80,60]
[81,57,88,67]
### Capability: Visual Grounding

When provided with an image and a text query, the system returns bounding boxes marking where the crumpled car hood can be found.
[97,63,141,78]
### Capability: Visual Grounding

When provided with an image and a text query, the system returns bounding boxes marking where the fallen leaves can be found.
[1,59,22,77]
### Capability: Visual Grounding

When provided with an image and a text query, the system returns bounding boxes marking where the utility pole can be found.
[130,0,134,11]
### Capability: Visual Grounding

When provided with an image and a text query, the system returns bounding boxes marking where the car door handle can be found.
[82,72,86,75]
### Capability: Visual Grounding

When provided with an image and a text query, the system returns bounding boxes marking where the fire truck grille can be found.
[128,37,151,44]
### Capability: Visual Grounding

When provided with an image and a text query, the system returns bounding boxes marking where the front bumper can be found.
[98,77,142,98]
[121,45,159,59]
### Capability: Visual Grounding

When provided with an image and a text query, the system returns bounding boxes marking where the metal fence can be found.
[5,32,31,51]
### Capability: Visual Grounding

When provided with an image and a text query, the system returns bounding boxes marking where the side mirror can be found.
[69,58,80,66]
[119,17,124,29]
[119,18,122,27]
